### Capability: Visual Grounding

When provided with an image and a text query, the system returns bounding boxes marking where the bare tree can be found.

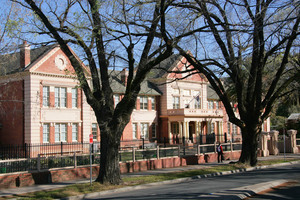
[172,0,300,166]
[19,0,175,184]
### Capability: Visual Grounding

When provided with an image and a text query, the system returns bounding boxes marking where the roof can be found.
[147,54,182,79]
[0,44,57,76]
[107,70,162,95]
[207,85,219,100]
[287,113,300,121]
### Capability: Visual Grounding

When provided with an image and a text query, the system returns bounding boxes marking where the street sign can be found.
[89,134,93,144]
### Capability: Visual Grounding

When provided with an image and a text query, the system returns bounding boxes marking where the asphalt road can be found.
[85,163,300,200]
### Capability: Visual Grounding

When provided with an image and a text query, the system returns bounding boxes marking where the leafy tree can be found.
[20,0,176,184]
[172,0,299,166]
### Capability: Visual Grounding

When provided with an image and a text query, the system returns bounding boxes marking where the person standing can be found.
[217,142,223,163]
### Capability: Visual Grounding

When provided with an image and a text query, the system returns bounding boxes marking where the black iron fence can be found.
[0,146,179,174]
[157,134,242,146]
[0,139,155,160]
[0,142,100,160]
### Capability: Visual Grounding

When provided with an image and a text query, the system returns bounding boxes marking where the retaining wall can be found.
[0,151,241,189]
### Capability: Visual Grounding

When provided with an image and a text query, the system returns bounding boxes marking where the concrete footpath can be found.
[0,154,299,199]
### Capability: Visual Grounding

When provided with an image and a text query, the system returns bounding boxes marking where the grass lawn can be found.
[3,158,299,200]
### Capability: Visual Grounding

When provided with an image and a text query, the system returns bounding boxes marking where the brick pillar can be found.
[258,132,269,157]
[269,130,279,155]
[287,129,298,153]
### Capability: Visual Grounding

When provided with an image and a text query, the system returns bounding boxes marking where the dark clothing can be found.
[217,144,223,163]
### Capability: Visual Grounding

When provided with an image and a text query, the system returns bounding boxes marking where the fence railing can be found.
[178,141,242,156]
[0,146,179,174]
[157,135,242,146]
[0,140,149,160]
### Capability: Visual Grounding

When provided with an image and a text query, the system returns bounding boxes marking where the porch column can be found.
[179,121,183,143]
[168,121,172,144]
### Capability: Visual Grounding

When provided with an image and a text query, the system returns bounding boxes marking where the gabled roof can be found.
[148,54,182,79]
[107,70,162,95]
[0,44,57,76]
[207,85,219,100]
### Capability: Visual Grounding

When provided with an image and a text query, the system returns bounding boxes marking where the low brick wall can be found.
[0,157,186,189]
[182,151,241,165]
[0,152,242,189]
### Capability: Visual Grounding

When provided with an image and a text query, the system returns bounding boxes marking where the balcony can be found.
[167,108,223,117]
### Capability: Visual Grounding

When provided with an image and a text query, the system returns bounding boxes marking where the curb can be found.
[61,160,300,200]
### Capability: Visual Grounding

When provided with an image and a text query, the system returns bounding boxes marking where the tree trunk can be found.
[95,129,122,184]
[239,125,260,166]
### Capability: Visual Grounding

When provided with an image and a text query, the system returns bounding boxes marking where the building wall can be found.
[0,79,24,145]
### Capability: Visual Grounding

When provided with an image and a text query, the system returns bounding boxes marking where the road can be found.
[85,163,300,199]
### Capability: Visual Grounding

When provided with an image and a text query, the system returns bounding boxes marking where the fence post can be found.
[142,138,145,149]
[24,143,28,158]
[132,147,136,162]
[61,142,63,156]
[214,141,217,153]
[197,145,200,155]
[230,141,233,152]
[74,152,77,169]
[178,145,180,157]
[183,136,186,155]
[37,154,41,172]
[157,146,160,159]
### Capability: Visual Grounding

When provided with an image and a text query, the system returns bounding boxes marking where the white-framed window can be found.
[55,87,67,108]
[193,90,200,97]
[43,86,49,107]
[233,124,237,135]
[132,123,137,139]
[208,100,214,109]
[72,123,78,141]
[92,123,98,140]
[184,99,190,108]
[140,123,149,139]
[150,97,155,110]
[216,101,219,109]
[173,96,180,109]
[114,94,120,108]
[140,96,148,110]
[43,123,50,143]
[173,88,180,94]
[72,88,78,108]
[183,89,191,96]
[55,123,67,142]
[151,123,156,138]
[194,97,201,109]
[227,122,231,135]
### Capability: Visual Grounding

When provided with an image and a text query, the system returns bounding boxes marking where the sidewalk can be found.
[0,154,299,199]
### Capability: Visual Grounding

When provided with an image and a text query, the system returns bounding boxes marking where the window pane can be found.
[55,124,60,142]
[92,123,97,140]
[55,88,60,107]
[150,97,155,110]
[61,124,67,142]
[43,124,49,143]
[72,124,78,141]
[43,86,49,107]
[61,88,67,107]
[72,88,77,108]
[151,123,156,138]
[140,123,148,139]
[132,123,137,139]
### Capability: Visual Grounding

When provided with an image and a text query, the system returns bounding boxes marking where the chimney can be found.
[121,68,128,86]
[20,41,31,68]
